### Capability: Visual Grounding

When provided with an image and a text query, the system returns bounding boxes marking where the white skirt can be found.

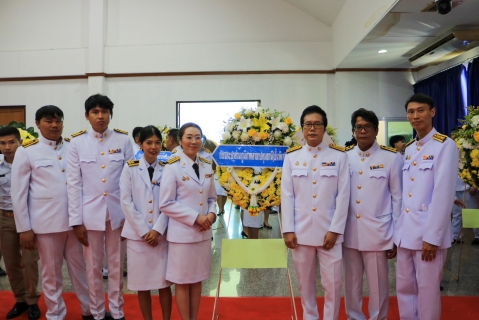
[166,240,211,284]
[214,174,226,196]
[126,237,170,291]
[242,209,263,228]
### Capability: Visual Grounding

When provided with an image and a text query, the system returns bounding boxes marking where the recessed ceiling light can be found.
[378,49,387,54]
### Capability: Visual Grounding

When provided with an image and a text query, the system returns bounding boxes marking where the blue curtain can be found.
[413,64,465,136]
[468,57,479,107]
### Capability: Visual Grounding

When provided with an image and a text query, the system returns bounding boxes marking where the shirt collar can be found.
[355,141,379,157]
[183,153,199,167]
[89,128,112,140]
[416,128,436,146]
[39,134,63,150]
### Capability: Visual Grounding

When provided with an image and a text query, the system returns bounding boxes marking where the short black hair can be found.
[179,123,203,140]
[167,128,179,144]
[35,105,64,122]
[405,93,435,110]
[132,127,142,139]
[350,108,378,129]
[85,94,114,117]
[389,135,405,147]
[300,105,328,128]
[138,125,162,144]
[0,126,21,142]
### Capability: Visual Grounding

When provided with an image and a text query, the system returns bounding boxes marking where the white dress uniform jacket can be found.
[67,128,134,230]
[12,136,71,233]
[159,153,217,243]
[344,142,403,250]
[281,142,350,246]
[120,158,168,240]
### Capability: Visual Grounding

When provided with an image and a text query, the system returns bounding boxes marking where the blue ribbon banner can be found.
[212,145,288,168]
[134,150,171,162]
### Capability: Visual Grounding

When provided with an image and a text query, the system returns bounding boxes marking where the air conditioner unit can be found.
[409,26,479,67]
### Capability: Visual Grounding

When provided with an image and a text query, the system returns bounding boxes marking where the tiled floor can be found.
[1,199,479,298]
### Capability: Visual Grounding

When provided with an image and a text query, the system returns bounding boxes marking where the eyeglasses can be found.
[303,122,324,129]
[353,125,375,132]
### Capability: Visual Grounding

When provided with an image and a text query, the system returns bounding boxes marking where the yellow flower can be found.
[462,124,467,130]
[474,132,479,143]
[248,129,257,137]
[471,149,479,167]
[260,132,269,140]
[235,113,241,120]
[252,114,270,132]
[285,117,293,125]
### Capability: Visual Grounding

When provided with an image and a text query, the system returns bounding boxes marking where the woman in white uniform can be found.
[159,123,217,320]
[120,126,172,320]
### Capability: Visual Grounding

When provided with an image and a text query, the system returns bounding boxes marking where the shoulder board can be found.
[405,140,415,147]
[167,156,180,164]
[64,137,71,142]
[159,161,167,166]
[329,144,345,152]
[286,145,302,154]
[433,133,447,143]
[199,156,211,164]
[345,145,355,152]
[204,148,212,153]
[71,130,86,138]
[380,145,397,153]
[127,160,139,167]
[114,128,128,135]
[22,139,39,148]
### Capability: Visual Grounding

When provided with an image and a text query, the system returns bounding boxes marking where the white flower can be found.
[238,117,251,131]
[222,131,231,140]
[273,130,282,138]
[472,116,479,127]
[252,132,262,142]
[256,107,263,114]
[459,162,465,170]
[284,136,292,146]
[280,122,289,133]
[226,122,236,132]
[232,131,240,139]
[240,133,249,142]
[463,140,473,149]
[270,116,282,130]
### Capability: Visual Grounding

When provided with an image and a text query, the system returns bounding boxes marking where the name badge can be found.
[370,164,384,170]
[109,148,122,154]
[423,155,434,160]
[322,162,336,167]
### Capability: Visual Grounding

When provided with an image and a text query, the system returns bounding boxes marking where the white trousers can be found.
[36,231,90,320]
[343,247,389,320]
[83,220,124,320]
[396,247,446,320]
[292,244,342,320]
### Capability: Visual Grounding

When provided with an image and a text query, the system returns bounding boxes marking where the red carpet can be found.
[0,292,477,319]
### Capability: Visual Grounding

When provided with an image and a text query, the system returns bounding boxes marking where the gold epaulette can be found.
[286,145,302,154]
[127,160,139,167]
[433,133,447,143]
[204,148,212,153]
[159,161,167,166]
[64,137,71,142]
[199,156,211,164]
[380,145,397,153]
[71,130,86,138]
[22,139,38,148]
[345,145,355,152]
[405,139,415,148]
[329,144,345,152]
[114,128,128,135]
[167,156,180,164]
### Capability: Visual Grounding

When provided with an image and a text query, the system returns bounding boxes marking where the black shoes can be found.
[452,239,463,244]
[472,238,479,245]
[103,270,128,279]
[6,302,28,319]
[263,224,272,229]
[241,231,249,239]
[217,210,225,216]
[82,315,94,320]
[27,304,41,320]
[0,267,6,277]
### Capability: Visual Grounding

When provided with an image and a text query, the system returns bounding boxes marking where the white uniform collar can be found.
[415,128,436,146]
[39,134,63,150]
[355,141,379,158]
[89,128,112,140]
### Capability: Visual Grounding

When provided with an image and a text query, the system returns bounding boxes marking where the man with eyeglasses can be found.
[343,108,402,320]
[394,93,458,320]
[282,105,350,320]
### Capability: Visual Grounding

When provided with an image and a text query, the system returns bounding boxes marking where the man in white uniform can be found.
[11,105,92,320]
[343,108,402,320]
[282,105,350,320]
[68,94,133,320]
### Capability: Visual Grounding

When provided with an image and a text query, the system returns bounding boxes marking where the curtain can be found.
[413,64,466,136]
[468,57,479,107]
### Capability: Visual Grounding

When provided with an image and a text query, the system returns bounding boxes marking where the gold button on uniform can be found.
[199,190,203,194]
[417,147,421,151]
[413,161,417,166]
[100,152,104,155]
[103,192,107,196]
[149,209,153,213]
[409,193,412,197]
[102,165,106,169]
[65,182,68,185]
[406,208,410,213]
[313,194,317,198]
[148,220,152,223]
[149,200,152,203]
[357,185,362,189]
[102,179,106,183]
[361,158,365,162]
[411,177,414,181]
[359,171,363,175]
[313,168,317,171]
[199,202,203,206]
[313,181,317,184]
[312,207,316,211]
[62,169,65,172]
[313,154,317,158]
[58,156,62,160]
[99,138,103,142]
[356,214,360,219]
[356,200,360,204]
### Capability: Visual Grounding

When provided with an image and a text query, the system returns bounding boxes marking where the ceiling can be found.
[283,0,347,27]
[338,0,479,68]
